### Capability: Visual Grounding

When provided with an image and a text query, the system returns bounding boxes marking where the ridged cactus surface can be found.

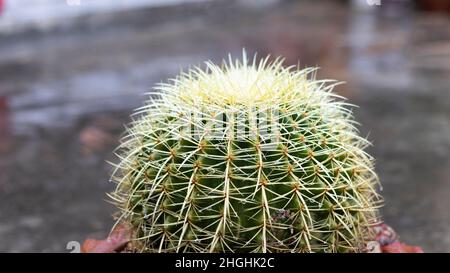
[110,53,382,253]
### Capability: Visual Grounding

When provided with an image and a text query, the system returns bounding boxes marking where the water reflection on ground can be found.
[0,0,449,252]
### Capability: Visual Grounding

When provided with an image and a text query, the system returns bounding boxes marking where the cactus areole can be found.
[110,52,383,253]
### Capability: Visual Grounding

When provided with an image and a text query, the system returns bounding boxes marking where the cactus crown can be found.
[110,51,382,253]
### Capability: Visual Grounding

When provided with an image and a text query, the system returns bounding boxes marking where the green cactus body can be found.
[110,53,382,253]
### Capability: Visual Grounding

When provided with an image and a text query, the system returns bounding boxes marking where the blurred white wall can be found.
[0,0,209,32]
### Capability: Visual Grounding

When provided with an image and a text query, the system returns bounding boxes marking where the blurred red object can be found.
[372,223,424,253]
[81,224,131,253]
[0,0,3,14]
[382,242,424,253]
[417,0,450,13]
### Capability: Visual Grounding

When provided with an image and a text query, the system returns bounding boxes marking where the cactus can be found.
[110,52,383,253]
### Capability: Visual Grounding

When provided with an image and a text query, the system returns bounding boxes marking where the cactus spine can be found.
[110,52,382,253]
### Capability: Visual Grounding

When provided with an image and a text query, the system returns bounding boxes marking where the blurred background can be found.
[0,0,449,252]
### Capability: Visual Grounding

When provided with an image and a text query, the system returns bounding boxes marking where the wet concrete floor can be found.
[0,0,449,252]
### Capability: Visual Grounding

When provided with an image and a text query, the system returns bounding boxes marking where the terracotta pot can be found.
[81,223,423,253]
